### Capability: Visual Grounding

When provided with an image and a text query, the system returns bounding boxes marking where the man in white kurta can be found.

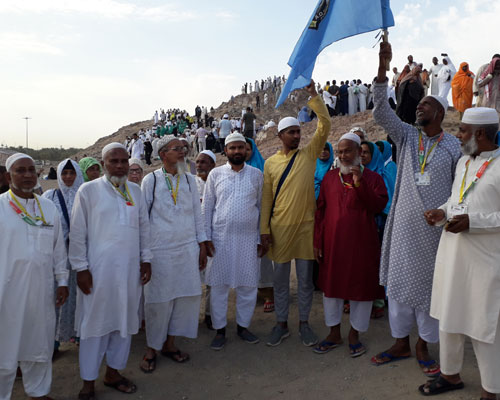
[0,153,68,400]
[140,136,207,372]
[202,133,263,350]
[421,107,500,397]
[69,143,152,397]
[429,57,443,96]
[130,133,144,160]
[437,56,456,99]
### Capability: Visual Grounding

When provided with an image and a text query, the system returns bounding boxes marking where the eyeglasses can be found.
[129,168,143,174]
[167,146,188,152]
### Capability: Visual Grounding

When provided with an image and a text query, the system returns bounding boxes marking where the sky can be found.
[0,0,499,149]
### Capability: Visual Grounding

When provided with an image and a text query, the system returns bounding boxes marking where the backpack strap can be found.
[148,171,157,217]
[269,150,299,223]
[55,189,70,229]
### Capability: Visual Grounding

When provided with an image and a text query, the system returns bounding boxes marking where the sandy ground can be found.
[12,269,483,400]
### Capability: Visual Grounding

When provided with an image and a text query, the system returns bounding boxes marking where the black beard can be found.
[416,117,430,127]
[227,155,245,165]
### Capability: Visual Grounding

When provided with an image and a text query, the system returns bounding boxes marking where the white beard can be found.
[176,161,188,175]
[11,182,35,193]
[105,173,127,186]
[461,135,478,156]
[339,156,361,174]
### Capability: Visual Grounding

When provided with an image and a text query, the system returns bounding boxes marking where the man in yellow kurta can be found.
[421,107,500,398]
[260,80,331,347]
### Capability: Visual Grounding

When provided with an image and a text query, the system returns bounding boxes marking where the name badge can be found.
[449,204,468,218]
[415,171,431,186]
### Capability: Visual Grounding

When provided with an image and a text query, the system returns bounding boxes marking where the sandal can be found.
[418,375,464,396]
[103,377,137,394]
[418,359,440,378]
[140,354,156,373]
[264,300,275,313]
[371,351,411,366]
[349,342,366,358]
[78,391,96,400]
[161,349,190,363]
[313,340,341,354]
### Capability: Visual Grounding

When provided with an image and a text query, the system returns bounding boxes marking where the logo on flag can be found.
[309,0,330,30]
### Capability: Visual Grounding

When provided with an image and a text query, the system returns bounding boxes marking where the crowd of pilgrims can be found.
[2,41,500,400]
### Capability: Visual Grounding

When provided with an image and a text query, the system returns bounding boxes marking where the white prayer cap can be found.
[157,135,179,152]
[349,127,366,137]
[199,150,217,163]
[102,142,127,159]
[223,114,229,119]
[339,132,361,146]
[267,120,276,127]
[278,116,300,133]
[6,153,35,172]
[128,158,143,170]
[462,107,499,125]
[224,132,247,146]
[428,95,448,113]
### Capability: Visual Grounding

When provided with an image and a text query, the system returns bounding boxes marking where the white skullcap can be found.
[102,142,127,159]
[349,127,366,137]
[6,153,35,172]
[462,107,499,125]
[339,132,361,146]
[225,132,246,146]
[278,116,300,132]
[267,121,276,127]
[429,95,448,113]
[199,150,216,163]
[157,135,179,152]
[223,114,229,119]
[128,158,143,169]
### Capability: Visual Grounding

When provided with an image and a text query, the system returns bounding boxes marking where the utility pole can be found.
[22,117,32,148]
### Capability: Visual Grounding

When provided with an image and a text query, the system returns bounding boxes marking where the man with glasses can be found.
[128,158,144,185]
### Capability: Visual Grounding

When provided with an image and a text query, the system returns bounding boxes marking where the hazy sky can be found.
[1,0,498,149]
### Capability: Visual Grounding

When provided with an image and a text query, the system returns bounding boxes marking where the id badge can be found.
[415,171,431,186]
[449,204,468,218]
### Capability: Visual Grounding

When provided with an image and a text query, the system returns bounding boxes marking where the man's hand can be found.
[77,270,93,295]
[445,214,469,234]
[260,234,272,255]
[199,242,208,270]
[55,286,69,307]
[351,165,363,186]
[313,247,323,264]
[140,262,152,285]
[257,244,264,258]
[424,209,446,226]
[377,42,392,83]
[305,80,318,98]
[205,240,215,258]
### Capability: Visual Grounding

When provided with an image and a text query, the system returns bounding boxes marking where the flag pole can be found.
[383,29,391,71]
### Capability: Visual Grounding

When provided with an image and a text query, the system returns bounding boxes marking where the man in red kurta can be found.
[313,133,387,358]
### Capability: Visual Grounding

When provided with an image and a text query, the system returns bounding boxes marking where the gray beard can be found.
[105,173,127,186]
[461,135,478,156]
[339,156,361,174]
[11,182,35,193]
[176,161,188,175]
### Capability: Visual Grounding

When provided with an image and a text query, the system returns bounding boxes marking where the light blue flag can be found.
[276,0,394,108]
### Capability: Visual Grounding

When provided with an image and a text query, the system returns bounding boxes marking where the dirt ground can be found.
[12,269,482,400]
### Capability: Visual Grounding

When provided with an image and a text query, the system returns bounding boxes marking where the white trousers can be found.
[79,331,132,381]
[145,295,201,350]
[197,138,206,152]
[440,318,500,393]
[0,361,51,400]
[210,285,258,330]
[323,296,373,333]
[388,297,439,343]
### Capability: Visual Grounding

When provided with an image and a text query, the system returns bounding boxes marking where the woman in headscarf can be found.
[314,142,334,200]
[376,140,398,213]
[451,62,475,119]
[128,158,144,185]
[78,157,102,182]
[245,138,265,172]
[244,138,274,312]
[42,159,84,350]
[396,64,425,124]
[478,56,500,112]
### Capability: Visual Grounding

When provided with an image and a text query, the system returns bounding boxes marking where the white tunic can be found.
[437,57,456,99]
[141,170,207,304]
[69,177,152,340]
[431,149,500,343]
[0,192,68,369]
[202,163,263,288]
[131,138,144,159]
[429,64,443,95]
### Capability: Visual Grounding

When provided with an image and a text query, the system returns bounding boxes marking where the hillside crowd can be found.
[2,42,500,400]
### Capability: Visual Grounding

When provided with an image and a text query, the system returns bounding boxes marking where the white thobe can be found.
[202,163,263,288]
[357,84,368,112]
[429,64,443,95]
[131,138,144,159]
[69,177,152,340]
[141,171,207,304]
[473,63,489,106]
[0,192,68,370]
[437,57,456,99]
[431,149,500,343]
[348,85,357,115]
[152,138,159,159]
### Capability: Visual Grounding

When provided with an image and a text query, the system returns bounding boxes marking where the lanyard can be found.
[163,168,180,205]
[418,130,444,174]
[9,189,48,226]
[459,150,500,203]
[338,165,364,189]
[109,180,135,206]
